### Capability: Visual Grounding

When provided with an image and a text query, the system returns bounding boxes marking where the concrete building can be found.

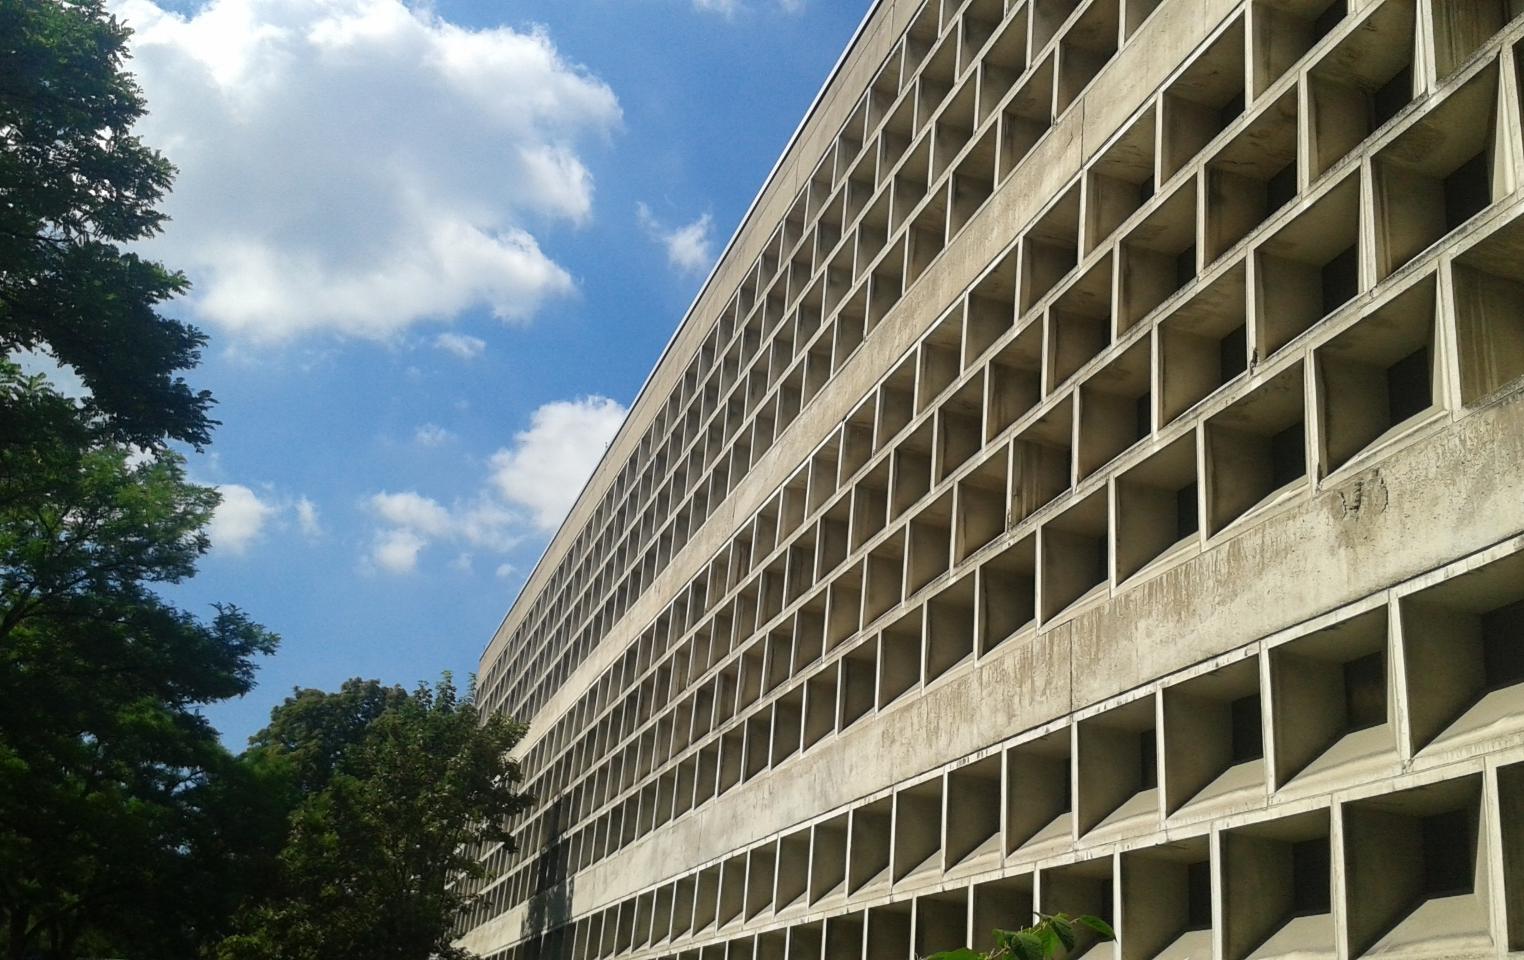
[460,1,1524,957]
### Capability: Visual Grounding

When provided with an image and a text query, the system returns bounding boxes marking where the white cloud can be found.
[369,490,456,538]
[691,0,802,14]
[489,396,626,530]
[372,528,427,574]
[363,489,522,573]
[414,423,454,446]
[361,394,625,573]
[495,563,516,579]
[637,203,716,274]
[295,496,323,538]
[434,332,487,360]
[208,484,279,554]
[113,0,621,342]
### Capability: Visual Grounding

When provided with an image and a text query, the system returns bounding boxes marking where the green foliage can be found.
[0,364,280,960]
[217,677,535,960]
[925,913,1117,960]
[0,0,213,449]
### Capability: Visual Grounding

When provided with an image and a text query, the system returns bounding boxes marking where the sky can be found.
[100,0,870,746]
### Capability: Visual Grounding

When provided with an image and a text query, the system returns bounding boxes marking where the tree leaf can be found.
[925,950,986,960]
[1050,915,1076,951]
[1076,915,1117,941]
[1012,931,1046,960]
[1033,923,1057,954]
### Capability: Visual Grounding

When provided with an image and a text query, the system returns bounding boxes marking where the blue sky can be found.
[103,0,868,745]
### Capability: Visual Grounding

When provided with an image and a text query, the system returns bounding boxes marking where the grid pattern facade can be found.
[462,0,1524,958]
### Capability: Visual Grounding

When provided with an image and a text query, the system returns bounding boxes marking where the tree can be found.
[0,363,280,960]
[219,677,534,960]
[0,0,214,450]
[926,913,1116,960]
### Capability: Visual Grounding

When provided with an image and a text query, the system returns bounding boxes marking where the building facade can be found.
[461,1,1524,957]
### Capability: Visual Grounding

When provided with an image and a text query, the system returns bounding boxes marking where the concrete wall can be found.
[461,1,1524,958]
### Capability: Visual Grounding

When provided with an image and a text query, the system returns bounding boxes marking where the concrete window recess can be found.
[1077,694,1161,838]
[1048,251,1114,387]
[955,447,1008,561]
[877,607,922,709]
[906,491,948,595]
[1120,836,1213,960]
[848,797,893,897]
[770,686,802,767]
[972,875,1035,950]
[966,249,1019,367]
[838,636,876,729]
[808,813,848,907]
[892,776,944,885]
[1373,60,1508,280]
[1159,14,1246,181]
[1252,172,1361,358]
[1203,360,1307,535]
[1249,1,1347,96]
[915,887,969,956]
[974,2,1029,122]
[1056,0,1121,113]
[1012,395,1073,521]
[865,900,913,960]
[1341,776,1491,958]
[1203,87,1297,265]
[889,423,932,520]
[1399,549,1524,755]
[923,574,975,680]
[1114,433,1199,582]
[1221,809,1334,960]
[1084,105,1157,254]
[1005,727,1073,856]
[1269,605,1396,791]
[1076,335,1151,478]
[877,356,917,451]
[1161,655,1263,816]
[1039,856,1116,957]
[1021,182,1082,313]
[1306,0,1416,177]
[945,754,1002,874]
[977,533,1036,655]
[1314,273,1439,475]
[801,667,835,751]
[1450,211,1524,405]
[1039,486,1109,621]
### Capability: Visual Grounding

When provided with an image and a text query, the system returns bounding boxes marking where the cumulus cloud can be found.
[488,396,627,530]
[363,395,625,573]
[295,496,323,538]
[112,0,621,342]
[434,332,487,360]
[208,484,279,554]
[637,203,716,274]
[363,488,521,573]
[371,528,427,574]
[369,490,455,538]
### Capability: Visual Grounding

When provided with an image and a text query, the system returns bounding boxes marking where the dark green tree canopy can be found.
[221,677,534,960]
[0,6,535,959]
[0,0,214,449]
[0,363,279,960]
